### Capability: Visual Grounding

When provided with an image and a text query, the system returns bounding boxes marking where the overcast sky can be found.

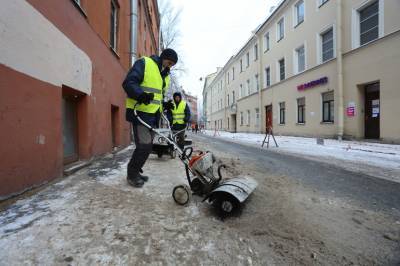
[167,0,281,98]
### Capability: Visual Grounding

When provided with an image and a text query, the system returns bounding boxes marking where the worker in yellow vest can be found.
[122,48,178,188]
[167,92,191,150]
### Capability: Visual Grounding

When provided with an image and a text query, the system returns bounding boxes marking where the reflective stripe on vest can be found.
[172,100,187,125]
[126,57,170,113]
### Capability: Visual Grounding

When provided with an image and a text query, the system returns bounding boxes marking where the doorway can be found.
[364,82,380,139]
[62,97,78,164]
[231,114,237,132]
[265,105,273,131]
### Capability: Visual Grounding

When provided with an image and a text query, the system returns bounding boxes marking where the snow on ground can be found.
[202,130,400,182]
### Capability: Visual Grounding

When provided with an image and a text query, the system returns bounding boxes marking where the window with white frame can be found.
[322,91,334,122]
[295,45,305,73]
[255,108,260,127]
[279,58,285,81]
[232,67,235,80]
[240,59,243,72]
[297,97,306,123]
[264,32,270,52]
[110,0,119,50]
[247,79,251,95]
[255,74,259,91]
[247,110,251,125]
[246,52,250,67]
[321,27,334,62]
[294,0,304,26]
[240,112,244,125]
[277,18,285,41]
[254,44,258,61]
[279,102,286,124]
[265,67,271,87]
[359,1,379,46]
[240,84,244,98]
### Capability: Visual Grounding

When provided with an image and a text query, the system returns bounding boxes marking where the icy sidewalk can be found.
[201,130,400,183]
[0,145,258,265]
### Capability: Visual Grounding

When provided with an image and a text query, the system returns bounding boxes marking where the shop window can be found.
[322,91,334,122]
[110,0,119,51]
[280,102,286,124]
[297,97,306,123]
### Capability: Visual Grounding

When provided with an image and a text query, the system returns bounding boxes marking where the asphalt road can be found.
[191,133,400,217]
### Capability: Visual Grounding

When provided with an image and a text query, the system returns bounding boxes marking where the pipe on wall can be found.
[336,0,344,140]
[130,0,138,65]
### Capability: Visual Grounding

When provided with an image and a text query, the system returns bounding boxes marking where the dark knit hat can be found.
[160,48,178,64]
[173,92,182,98]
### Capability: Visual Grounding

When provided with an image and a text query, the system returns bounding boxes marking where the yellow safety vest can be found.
[172,100,187,125]
[126,57,170,113]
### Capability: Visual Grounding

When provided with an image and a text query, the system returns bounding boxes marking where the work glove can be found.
[137,92,154,105]
[163,100,174,111]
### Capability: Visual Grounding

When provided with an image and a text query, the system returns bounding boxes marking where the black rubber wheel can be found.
[212,193,240,217]
[172,184,191,205]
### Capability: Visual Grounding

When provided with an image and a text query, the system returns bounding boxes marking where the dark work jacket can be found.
[122,55,170,127]
[167,100,191,131]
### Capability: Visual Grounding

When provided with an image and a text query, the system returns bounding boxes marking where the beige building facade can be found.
[203,0,400,142]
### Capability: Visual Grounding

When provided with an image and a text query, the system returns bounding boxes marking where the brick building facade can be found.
[0,0,160,199]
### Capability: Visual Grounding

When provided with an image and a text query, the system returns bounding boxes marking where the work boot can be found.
[139,173,149,182]
[127,175,144,188]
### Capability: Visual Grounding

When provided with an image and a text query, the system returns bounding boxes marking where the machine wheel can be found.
[212,193,239,216]
[172,184,191,205]
[157,151,163,158]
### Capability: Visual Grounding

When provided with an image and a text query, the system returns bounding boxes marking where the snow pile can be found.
[202,130,400,171]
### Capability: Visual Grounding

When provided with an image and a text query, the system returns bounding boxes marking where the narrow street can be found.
[1,135,399,265]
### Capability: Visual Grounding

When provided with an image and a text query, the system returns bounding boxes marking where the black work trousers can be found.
[128,124,155,178]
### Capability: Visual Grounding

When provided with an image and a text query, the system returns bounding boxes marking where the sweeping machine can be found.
[133,104,257,216]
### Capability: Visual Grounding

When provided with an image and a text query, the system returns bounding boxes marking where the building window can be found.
[264,32,270,52]
[232,67,235,80]
[232,91,235,103]
[321,28,334,62]
[240,84,244,98]
[255,74,259,91]
[294,0,305,26]
[265,67,271,87]
[247,110,251,126]
[240,112,244,125]
[255,108,260,127]
[296,45,305,73]
[279,58,285,81]
[322,91,334,122]
[240,59,243,72]
[246,79,251,95]
[277,18,285,41]
[110,0,119,51]
[297,97,305,123]
[246,52,250,68]
[359,1,379,46]
[254,44,258,61]
[279,102,286,124]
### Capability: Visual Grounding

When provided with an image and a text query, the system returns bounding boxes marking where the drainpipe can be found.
[337,0,344,140]
[256,33,263,134]
[130,0,138,65]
